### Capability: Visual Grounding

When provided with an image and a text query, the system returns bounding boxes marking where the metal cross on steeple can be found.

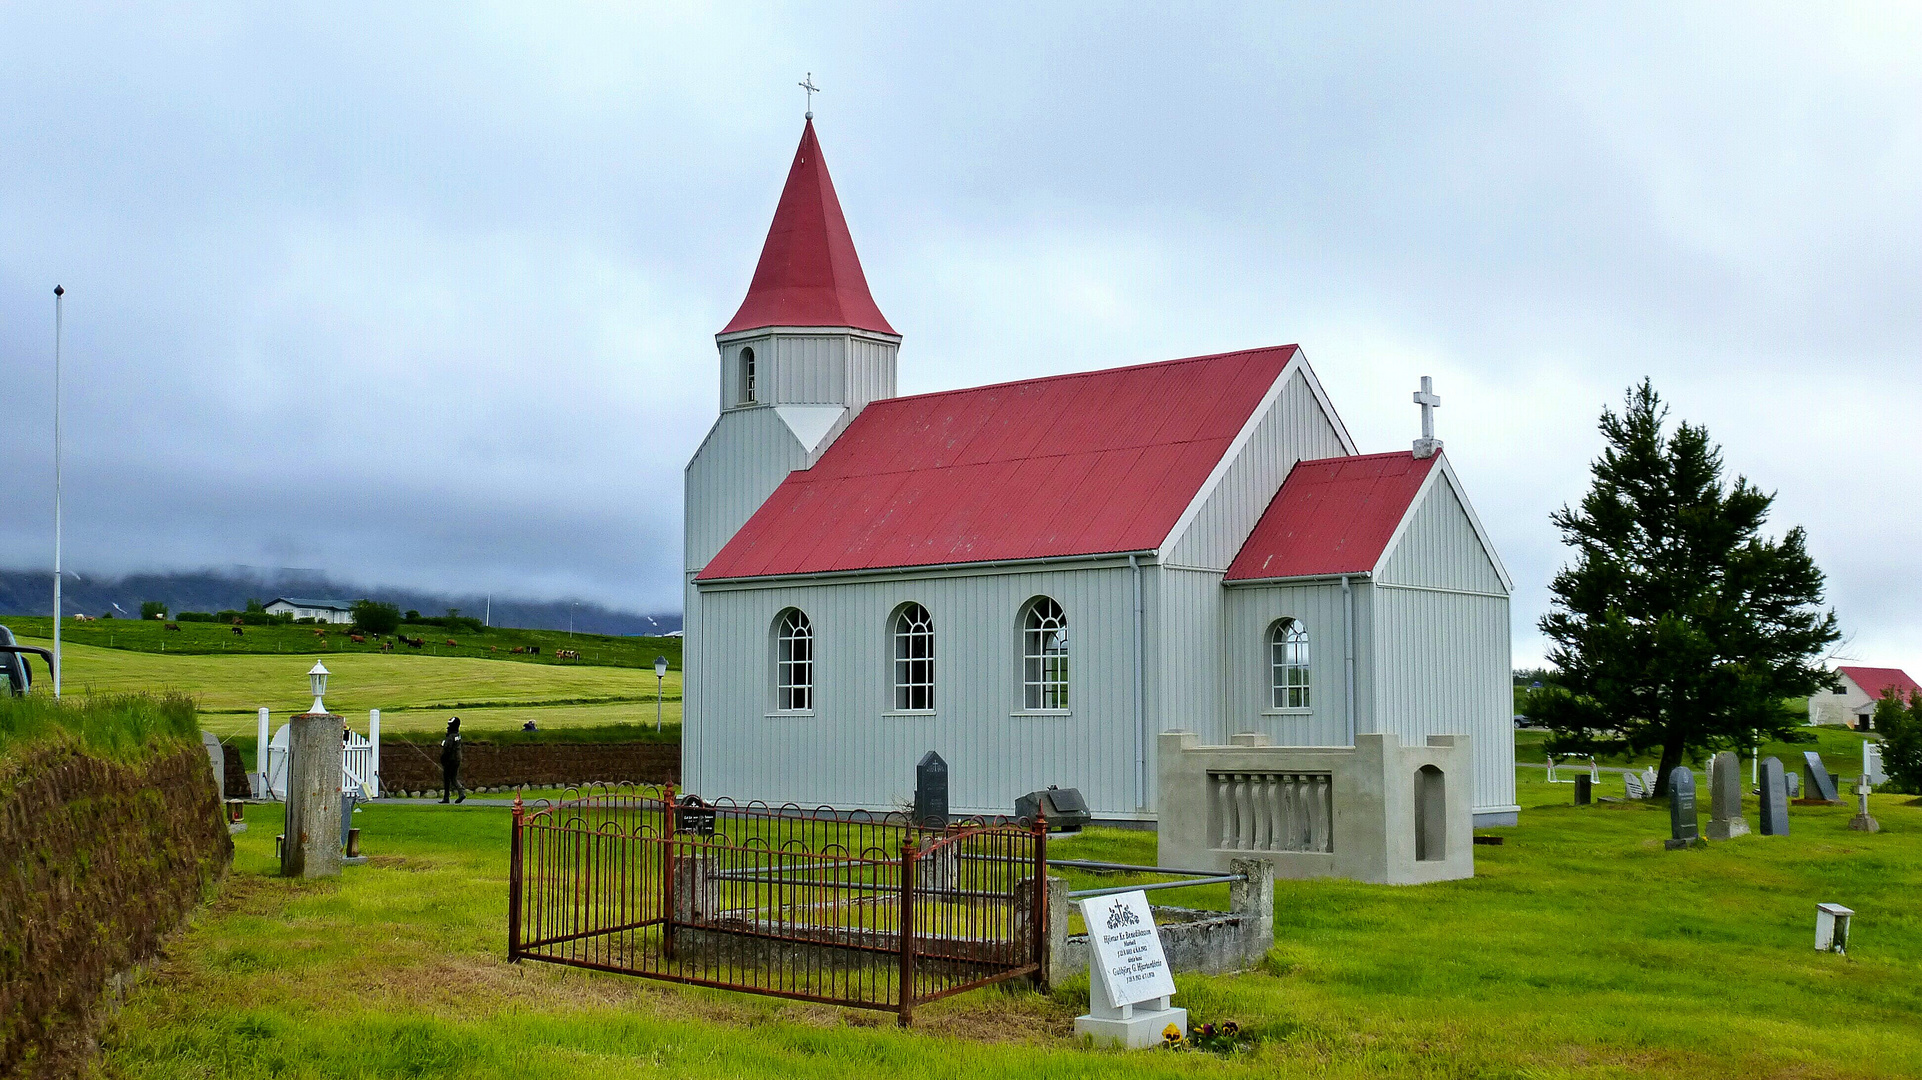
[1412,375,1443,459]
[799,73,819,119]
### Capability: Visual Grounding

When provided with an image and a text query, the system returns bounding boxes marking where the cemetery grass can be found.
[1516,723,1877,781]
[102,775,1922,1079]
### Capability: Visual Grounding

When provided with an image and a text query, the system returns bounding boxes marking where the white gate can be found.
[257,709,381,800]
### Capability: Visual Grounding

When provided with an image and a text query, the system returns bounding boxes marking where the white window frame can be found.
[1269,619,1310,711]
[892,603,935,712]
[741,346,757,404]
[774,608,813,712]
[1021,597,1069,712]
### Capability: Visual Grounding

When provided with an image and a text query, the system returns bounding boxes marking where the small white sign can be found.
[1078,890,1176,1007]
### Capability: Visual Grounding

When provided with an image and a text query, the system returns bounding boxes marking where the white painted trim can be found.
[1373,582,1508,599]
[1012,710,1073,718]
[1157,354,1306,554]
[763,711,817,719]
[1289,350,1362,457]
[715,325,902,346]
[1366,452,1514,594]
[1221,572,1371,588]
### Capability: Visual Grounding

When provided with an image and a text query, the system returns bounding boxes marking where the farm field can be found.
[100,769,1922,1079]
[0,615,680,670]
[7,637,678,742]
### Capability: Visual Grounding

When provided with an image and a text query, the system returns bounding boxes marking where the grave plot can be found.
[507,784,1047,1025]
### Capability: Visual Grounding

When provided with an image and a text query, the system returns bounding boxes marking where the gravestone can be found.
[200,731,226,801]
[913,751,948,828]
[1666,766,1700,849]
[1623,771,1647,799]
[1847,777,1880,833]
[1785,772,1801,799]
[1758,757,1790,836]
[1706,751,1749,840]
[1072,889,1187,1049]
[1801,751,1840,803]
[1574,774,1592,805]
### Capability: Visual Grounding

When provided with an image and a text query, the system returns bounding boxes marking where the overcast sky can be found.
[1,5,1917,668]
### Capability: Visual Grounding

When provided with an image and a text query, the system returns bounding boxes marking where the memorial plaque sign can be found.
[1758,757,1790,836]
[1802,751,1840,803]
[1666,766,1699,849]
[913,751,948,828]
[1078,890,1176,1007]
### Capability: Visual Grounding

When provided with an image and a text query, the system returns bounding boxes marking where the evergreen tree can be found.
[1527,382,1839,796]
[1872,691,1922,795]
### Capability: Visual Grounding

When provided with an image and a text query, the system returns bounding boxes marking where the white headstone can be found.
[1072,890,1186,1049]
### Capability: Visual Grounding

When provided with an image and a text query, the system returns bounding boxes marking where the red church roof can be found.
[1223,452,1436,581]
[721,120,896,337]
[697,346,1299,580]
[1838,666,1919,702]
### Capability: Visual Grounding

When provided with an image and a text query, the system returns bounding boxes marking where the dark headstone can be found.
[1758,757,1790,836]
[1802,751,1840,803]
[1666,766,1699,848]
[913,751,948,828]
[1574,774,1592,805]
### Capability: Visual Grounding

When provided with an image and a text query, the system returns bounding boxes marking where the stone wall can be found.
[380,740,680,792]
[0,743,233,1079]
[1042,858,1275,984]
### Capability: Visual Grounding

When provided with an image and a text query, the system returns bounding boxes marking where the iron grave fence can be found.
[507,784,1048,1024]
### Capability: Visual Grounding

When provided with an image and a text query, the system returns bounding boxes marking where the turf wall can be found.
[380,739,680,792]
[0,743,233,1078]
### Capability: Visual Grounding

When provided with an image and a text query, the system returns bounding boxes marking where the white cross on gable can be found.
[1412,376,1443,459]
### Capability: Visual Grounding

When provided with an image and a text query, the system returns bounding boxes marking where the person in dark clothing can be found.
[440,716,465,803]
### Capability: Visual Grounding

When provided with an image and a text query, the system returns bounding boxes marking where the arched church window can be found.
[1269,619,1310,709]
[741,346,757,403]
[774,608,813,711]
[1021,597,1069,710]
[892,603,934,711]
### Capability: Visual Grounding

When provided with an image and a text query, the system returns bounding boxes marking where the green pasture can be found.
[0,614,680,670]
[101,769,1922,1078]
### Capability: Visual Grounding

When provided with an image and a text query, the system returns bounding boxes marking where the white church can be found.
[683,119,1518,827]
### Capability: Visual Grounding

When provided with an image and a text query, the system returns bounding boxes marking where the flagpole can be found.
[52,285,64,698]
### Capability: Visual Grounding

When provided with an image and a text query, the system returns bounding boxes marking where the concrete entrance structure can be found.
[1156,730,1473,884]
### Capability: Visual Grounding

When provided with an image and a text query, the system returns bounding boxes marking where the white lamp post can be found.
[654,654,668,732]
[307,660,331,716]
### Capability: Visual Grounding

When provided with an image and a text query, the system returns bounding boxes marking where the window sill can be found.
[1013,710,1072,717]
[1261,708,1313,716]
[882,710,937,718]
[764,711,815,718]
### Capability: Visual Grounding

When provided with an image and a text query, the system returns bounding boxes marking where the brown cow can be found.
[350,634,365,644]
[444,638,458,647]
[164,623,180,631]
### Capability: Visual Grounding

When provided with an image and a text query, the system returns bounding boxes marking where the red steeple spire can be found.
[722,119,896,337]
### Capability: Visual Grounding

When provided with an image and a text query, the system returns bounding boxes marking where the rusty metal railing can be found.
[507,783,1046,1024]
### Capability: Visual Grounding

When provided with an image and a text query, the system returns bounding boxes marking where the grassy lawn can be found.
[102,771,1922,1078]
[0,615,680,670]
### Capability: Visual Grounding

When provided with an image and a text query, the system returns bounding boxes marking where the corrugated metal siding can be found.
[845,336,897,411]
[687,564,1145,818]
[1167,369,1349,570]
[1151,567,1226,744]
[771,334,846,405]
[1376,475,1505,593]
[684,408,808,570]
[1371,586,1515,815]
[1220,581,1370,747]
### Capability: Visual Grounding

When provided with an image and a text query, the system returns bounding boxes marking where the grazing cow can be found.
[510,646,525,655]
[231,625,245,636]
[314,629,327,638]
[349,634,365,644]
[404,636,425,648]
[445,639,458,647]
[529,645,540,656]
[380,642,394,652]
[555,648,580,660]
[164,623,180,632]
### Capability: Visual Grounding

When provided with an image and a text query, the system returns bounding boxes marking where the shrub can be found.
[352,600,402,635]
[1874,691,1922,795]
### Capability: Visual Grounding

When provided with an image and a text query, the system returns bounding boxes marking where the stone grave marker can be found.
[1801,751,1840,804]
[1574,773,1592,805]
[1666,766,1700,849]
[1706,750,1749,840]
[1073,889,1187,1049]
[1785,771,1801,799]
[1758,757,1789,836]
[913,751,948,828]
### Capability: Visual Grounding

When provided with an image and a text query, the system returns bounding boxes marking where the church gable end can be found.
[1373,460,1510,595]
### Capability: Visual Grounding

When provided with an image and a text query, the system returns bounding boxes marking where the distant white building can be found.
[1809,666,1918,729]
[682,120,1517,825]
[264,597,357,625]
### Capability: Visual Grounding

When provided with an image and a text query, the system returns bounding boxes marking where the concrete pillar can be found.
[1042,875,1072,986]
[1228,857,1275,968]
[282,711,344,879]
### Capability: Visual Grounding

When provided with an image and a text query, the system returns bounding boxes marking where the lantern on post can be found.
[654,655,669,732]
[307,660,331,716]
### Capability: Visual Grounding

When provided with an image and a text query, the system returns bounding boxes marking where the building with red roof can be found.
[1809,666,1920,729]
[683,119,1515,825]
